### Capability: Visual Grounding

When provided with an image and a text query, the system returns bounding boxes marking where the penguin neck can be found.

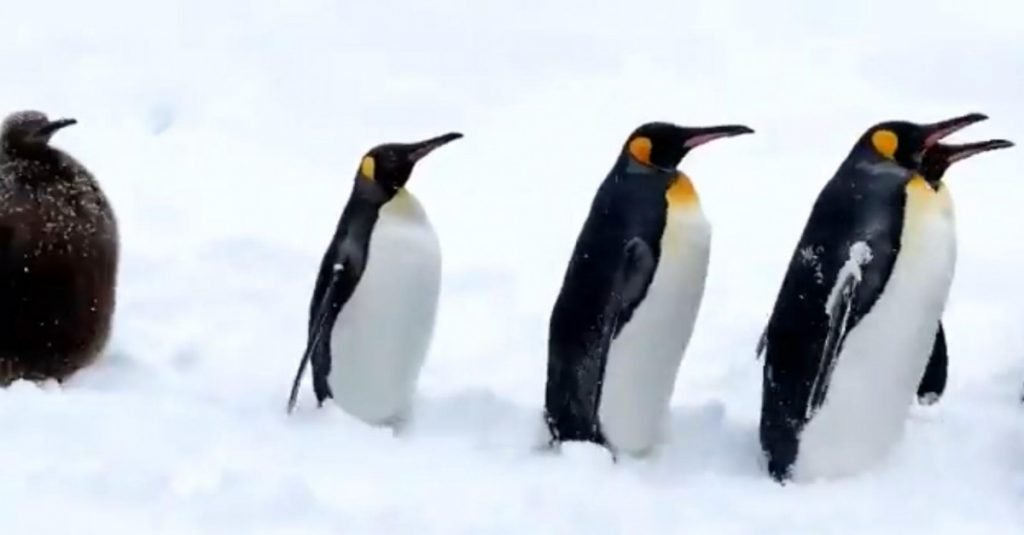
[0,141,63,168]
[667,172,700,209]
[380,188,428,222]
[911,172,946,193]
[617,152,676,184]
[846,147,912,182]
[1,145,81,186]
[920,163,950,186]
[339,183,427,234]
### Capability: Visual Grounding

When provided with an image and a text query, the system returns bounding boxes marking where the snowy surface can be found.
[1,0,1023,533]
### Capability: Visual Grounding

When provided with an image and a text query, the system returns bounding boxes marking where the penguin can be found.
[758,112,990,482]
[544,121,754,456]
[286,132,462,429]
[914,138,1014,406]
[0,110,119,385]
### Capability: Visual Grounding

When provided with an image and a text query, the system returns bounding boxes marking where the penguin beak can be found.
[942,139,1015,164]
[922,113,987,148]
[682,125,755,149]
[407,132,464,163]
[34,117,78,138]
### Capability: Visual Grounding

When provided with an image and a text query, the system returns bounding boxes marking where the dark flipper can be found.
[807,264,860,418]
[545,237,655,445]
[287,274,346,413]
[762,252,870,482]
[916,321,948,405]
[609,237,657,334]
[286,234,368,414]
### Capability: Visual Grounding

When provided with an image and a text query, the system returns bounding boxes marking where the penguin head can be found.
[623,122,754,171]
[355,132,463,201]
[859,113,988,170]
[0,110,77,159]
[920,138,1014,183]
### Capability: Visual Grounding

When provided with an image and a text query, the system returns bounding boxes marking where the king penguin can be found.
[286,132,462,429]
[758,112,990,482]
[0,110,119,385]
[544,121,754,456]
[914,138,1014,406]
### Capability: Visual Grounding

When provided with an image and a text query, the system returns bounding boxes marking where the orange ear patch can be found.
[360,156,376,180]
[628,136,652,165]
[667,172,699,207]
[871,130,898,159]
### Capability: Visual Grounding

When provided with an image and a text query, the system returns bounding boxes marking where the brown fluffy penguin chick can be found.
[0,110,118,385]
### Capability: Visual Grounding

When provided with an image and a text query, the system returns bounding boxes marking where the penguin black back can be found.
[0,110,118,384]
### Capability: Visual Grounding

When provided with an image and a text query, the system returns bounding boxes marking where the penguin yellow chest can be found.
[596,173,712,455]
[327,190,442,426]
[793,175,956,480]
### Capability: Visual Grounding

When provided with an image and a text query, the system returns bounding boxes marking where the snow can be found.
[0,0,1023,533]
[824,241,873,314]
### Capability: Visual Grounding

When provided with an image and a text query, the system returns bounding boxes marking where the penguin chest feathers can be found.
[793,176,956,480]
[0,166,117,258]
[327,189,441,425]
[597,175,712,455]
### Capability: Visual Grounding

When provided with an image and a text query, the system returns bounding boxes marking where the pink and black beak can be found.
[406,132,463,163]
[921,138,1014,182]
[682,124,755,152]
[33,117,77,139]
[921,113,988,150]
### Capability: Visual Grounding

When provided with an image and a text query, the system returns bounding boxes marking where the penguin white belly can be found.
[597,205,711,455]
[794,180,956,480]
[327,191,441,426]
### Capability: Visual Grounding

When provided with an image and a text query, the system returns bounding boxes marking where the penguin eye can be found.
[360,156,376,180]
[871,129,899,159]
[628,136,652,165]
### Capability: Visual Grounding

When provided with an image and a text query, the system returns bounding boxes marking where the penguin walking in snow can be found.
[914,138,1014,405]
[286,132,462,430]
[544,121,754,456]
[758,112,991,482]
[0,110,119,384]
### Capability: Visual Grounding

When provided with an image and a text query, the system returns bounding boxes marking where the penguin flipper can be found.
[806,262,861,415]
[917,321,948,405]
[287,275,343,413]
[287,241,366,414]
[588,238,656,426]
[545,237,655,444]
[609,237,657,334]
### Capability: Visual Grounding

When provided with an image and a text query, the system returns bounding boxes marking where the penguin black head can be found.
[858,113,988,170]
[920,139,1014,183]
[0,110,77,160]
[355,132,463,201]
[623,121,754,171]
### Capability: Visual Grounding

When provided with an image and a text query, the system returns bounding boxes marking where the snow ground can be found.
[1,0,1023,533]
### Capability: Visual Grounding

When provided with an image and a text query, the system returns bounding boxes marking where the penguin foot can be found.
[387,412,412,437]
[918,392,941,406]
[531,439,561,456]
